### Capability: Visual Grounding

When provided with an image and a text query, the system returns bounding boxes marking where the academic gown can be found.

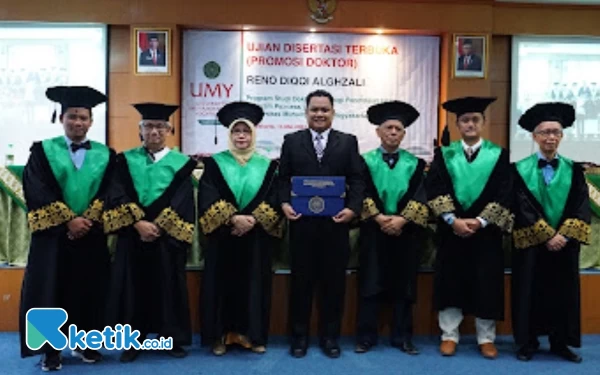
[425,140,513,320]
[511,155,591,348]
[198,151,282,347]
[359,149,429,302]
[19,137,115,357]
[104,147,196,346]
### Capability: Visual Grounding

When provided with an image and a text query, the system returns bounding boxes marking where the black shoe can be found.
[167,345,187,359]
[120,348,140,363]
[516,346,534,361]
[41,352,62,372]
[320,339,341,359]
[290,338,308,358]
[397,341,420,355]
[354,341,373,354]
[71,348,102,363]
[550,344,582,363]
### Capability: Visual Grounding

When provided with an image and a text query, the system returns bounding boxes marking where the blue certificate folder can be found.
[291,176,346,216]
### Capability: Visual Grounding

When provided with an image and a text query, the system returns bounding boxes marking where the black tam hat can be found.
[133,102,179,134]
[217,101,264,128]
[367,101,420,128]
[518,102,575,132]
[442,97,496,118]
[46,86,107,123]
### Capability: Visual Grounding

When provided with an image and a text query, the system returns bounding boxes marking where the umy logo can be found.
[26,308,172,351]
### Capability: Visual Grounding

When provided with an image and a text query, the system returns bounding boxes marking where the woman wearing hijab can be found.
[198,101,283,355]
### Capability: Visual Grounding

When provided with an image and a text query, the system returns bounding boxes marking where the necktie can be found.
[71,141,91,152]
[538,159,559,169]
[463,56,469,69]
[382,152,399,167]
[152,50,157,65]
[314,133,324,161]
[466,147,474,161]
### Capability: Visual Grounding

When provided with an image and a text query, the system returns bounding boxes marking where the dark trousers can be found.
[289,218,350,343]
[356,295,413,346]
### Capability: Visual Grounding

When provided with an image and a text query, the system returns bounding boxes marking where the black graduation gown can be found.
[19,142,115,357]
[359,158,428,302]
[104,153,196,346]
[198,157,282,347]
[425,147,513,320]
[511,163,591,347]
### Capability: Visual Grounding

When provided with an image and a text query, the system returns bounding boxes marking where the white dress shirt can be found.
[310,128,332,150]
[442,138,487,228]
[148,147,170,163]
[64,136,88,170]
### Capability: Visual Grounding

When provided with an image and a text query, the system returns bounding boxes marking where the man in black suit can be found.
[139,33,166,66]
[457,39,482,72]
[279,89,365,359]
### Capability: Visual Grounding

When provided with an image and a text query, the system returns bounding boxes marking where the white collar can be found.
[147,146,170,162]
[310,128,332,140]
[64,135,88,147]
[461,138,482,152]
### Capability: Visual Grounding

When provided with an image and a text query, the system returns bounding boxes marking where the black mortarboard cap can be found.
[217,101,264,128]
[442,97,496,118]
[133,102,179,121]
[518,102,575,132]
[46,86,107,123]
[367,101,420,128]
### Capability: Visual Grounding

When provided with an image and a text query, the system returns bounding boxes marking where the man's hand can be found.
[464,218,482,232]
[134,220,161,242]
[67,217,93,240]
[375,214,393,227]
[546,234,567,251]
[381,216,408,236]
[282,203,302,221]
[333,208,356,224]
[231,215,256,237]
[451,218,475,238]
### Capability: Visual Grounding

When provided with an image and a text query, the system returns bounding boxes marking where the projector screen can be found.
[510,36,600,164]
[0,24,107,166]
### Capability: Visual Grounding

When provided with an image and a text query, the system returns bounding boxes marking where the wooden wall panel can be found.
[493,4,600,36]
[4,268,600,338]
[107,25,181,152]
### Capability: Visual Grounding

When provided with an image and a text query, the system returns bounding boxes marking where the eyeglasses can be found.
[142,123,170,132]
[534,129,563,137]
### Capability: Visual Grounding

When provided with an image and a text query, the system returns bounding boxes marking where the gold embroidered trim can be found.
[82,199,104,223]
[558,218,591,245]
[361,197,380,220]
[252,202,283,238]
[102,203,145,233]
[587,180,600,210]
[154,207,195,244]
[0,166,25,205]
[199,199,237,234]
[513,219,556,249]
[27,201,76,232]
[479,202,514,233]
[428,194,455,217]
[400,200,429,227]
[585,167,600,175]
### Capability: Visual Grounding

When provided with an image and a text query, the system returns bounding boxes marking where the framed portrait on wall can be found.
[134,27,171,75]
[452,34,488,79]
